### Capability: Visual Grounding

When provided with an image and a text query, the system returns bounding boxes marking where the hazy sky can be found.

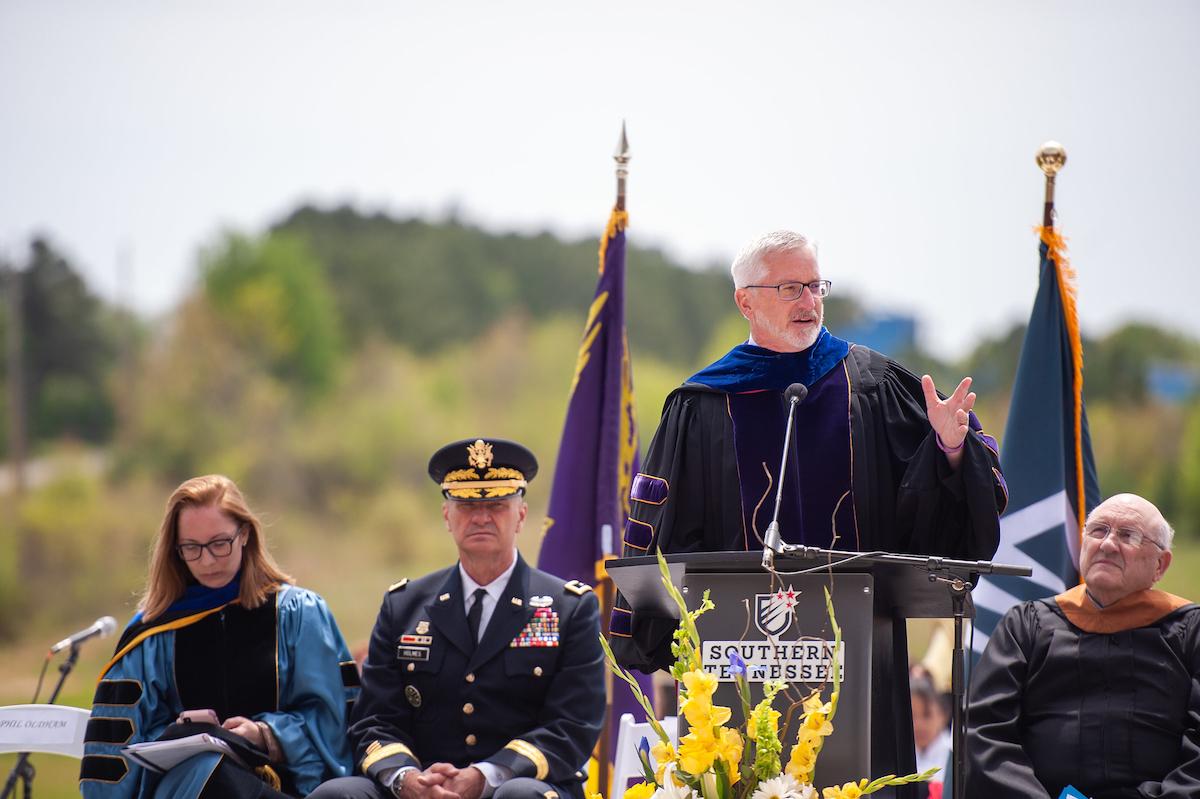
[2,1,1197,359]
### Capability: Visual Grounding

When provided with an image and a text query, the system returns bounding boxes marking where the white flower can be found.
[653,775,699,799]
[751,774,808,799]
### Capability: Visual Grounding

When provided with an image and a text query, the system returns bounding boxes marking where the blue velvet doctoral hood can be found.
[124,572,242,631]
[687,327,851,393]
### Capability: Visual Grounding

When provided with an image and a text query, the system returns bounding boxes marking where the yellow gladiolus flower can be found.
[821,779,867,799]
[677,729,720,775]
[680,670,718,700]
[802,708,833,737]
[651,739,677,785]
[794,726,819,748]
[680,693,732,731]
[623,783,655,799]
[715,727,743,774]
[785,738,817,778]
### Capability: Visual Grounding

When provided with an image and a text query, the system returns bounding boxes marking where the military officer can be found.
[309,438,606,799]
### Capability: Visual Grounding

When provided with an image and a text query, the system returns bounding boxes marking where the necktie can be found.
[467,588,487,645]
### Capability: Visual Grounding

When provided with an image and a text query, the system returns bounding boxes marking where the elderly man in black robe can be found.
[609,230,1008,795]
[967,493,1200,798]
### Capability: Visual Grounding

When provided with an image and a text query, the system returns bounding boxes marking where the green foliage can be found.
[0,238,121,450]
[273,205,734,366]
[1083,323,1200,404]
[202,231,342,397]
[0,464,161,640]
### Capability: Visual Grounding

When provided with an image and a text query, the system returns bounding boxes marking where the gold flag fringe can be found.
[1036,224,1086,549]
[256,765,282,790]
[597,208,629,275]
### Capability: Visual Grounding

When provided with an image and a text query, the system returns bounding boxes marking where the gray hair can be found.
[1154,517,1176,551]
[730,230,819,287]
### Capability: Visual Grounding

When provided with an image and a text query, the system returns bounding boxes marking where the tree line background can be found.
[2,202,1199,662]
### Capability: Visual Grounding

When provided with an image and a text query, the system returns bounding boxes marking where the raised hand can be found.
[922,374,975,470]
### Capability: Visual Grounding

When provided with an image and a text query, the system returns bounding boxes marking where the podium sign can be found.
[683,571,873,790]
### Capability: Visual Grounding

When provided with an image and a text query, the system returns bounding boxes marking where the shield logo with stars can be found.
[754,586,798,637]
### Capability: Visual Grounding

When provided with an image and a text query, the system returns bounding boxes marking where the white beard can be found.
[758,307,823,351]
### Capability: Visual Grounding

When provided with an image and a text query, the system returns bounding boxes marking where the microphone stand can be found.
[762,384,806,570]
[1,643,83,799]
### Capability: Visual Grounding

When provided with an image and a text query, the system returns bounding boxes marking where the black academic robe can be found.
[610,344,1006,795]
[348,555,606,799]
[967,589,1200,799]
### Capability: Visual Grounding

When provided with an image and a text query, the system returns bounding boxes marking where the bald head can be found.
[1079,493,1173,607]
[1085,493,1173,551]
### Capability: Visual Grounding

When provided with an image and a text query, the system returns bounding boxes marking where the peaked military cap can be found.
[428,438,538,501]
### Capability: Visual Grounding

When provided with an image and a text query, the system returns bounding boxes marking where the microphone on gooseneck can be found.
[762,383,808,570]
[49,616,118,654]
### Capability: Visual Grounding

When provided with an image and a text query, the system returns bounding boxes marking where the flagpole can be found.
[596,122,631,799]
[1036,141,1067,227]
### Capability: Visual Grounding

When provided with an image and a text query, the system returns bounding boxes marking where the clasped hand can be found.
[401,763,486,799]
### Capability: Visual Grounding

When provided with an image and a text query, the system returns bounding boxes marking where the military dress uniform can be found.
[309,438,606,799]
[348,556,604,799]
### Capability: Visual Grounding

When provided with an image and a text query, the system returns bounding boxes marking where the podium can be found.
[609,549,1029,794]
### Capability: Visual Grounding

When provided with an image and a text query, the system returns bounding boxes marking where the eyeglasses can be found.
[175,525,245,562]
[741,280,831,301]
[1084,523,1162,550]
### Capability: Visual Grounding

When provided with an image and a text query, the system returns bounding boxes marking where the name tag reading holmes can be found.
[701,640,844,682]
[397,646,430,661]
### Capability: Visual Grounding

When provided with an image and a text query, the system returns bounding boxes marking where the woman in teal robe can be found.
[80,475,359,798]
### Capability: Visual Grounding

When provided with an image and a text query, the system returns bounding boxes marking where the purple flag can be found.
[539,207,639,586]
[537,208,651,794]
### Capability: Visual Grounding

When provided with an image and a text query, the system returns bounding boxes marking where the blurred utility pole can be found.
[3,259,27,496]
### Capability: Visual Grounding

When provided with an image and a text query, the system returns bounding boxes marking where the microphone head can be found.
[784,383,808,405]
[98,616,118,638]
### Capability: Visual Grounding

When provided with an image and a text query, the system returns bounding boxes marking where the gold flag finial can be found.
[1036,141,1067,227]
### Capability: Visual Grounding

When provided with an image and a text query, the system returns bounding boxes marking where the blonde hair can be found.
[139,475,293,621]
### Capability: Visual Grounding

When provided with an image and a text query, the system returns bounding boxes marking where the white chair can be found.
[610,713,678,798]
[0,705,92,758]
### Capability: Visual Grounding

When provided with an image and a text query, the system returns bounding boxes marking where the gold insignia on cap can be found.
[416,621,430,634]
[467,440,494,469]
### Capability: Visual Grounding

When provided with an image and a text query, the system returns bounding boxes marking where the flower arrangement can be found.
[598,551,936,799]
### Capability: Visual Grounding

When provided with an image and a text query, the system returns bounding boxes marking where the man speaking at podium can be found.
[609,231,1008,789]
